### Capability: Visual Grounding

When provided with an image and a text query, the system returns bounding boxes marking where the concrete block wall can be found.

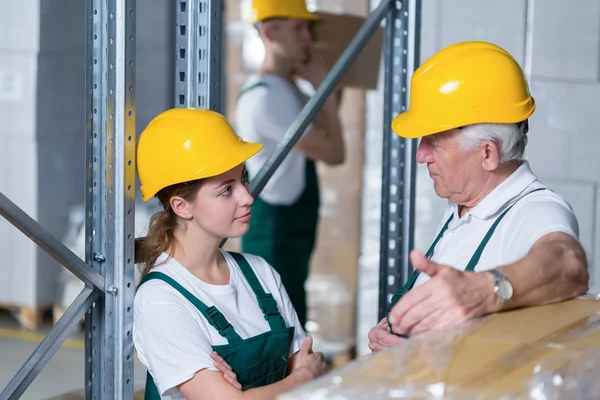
[134,0,174,219]
[35,0,87,307]
[0,0,43,307]
[0,1,174,310]
[135,1,174,139]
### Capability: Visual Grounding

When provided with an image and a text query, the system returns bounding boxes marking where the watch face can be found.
[498,280,514,300]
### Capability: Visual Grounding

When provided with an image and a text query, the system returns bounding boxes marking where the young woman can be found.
[133,108,327,400]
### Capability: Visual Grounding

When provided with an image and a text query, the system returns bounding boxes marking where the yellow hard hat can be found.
[250,0,318,24]
[137,108,263,202]
[392,41,535,139]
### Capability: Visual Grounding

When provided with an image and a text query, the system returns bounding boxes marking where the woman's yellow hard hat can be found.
[137,108,263,202]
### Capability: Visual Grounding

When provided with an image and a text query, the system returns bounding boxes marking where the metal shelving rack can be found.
[84,0,137,398]
[175,0,224,111]
[378,0,421,320]
[0,0,420,398]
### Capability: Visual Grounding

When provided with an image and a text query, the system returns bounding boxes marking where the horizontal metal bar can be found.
[0,191,105,292]
[249,0,394,198]
[0,287,99,400]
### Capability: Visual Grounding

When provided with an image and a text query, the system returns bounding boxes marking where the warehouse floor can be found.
[0,310,147,400]
[0,307,355,399]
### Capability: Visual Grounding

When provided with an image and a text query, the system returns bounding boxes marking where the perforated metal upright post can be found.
[175,0,224,112]
[85,0,136,398]
[378,0,422,320]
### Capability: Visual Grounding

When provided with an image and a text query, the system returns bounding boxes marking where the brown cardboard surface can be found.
[311,12,384,90]
[278,299,600,399]
[467,299,600,343]
[308,90,365,353]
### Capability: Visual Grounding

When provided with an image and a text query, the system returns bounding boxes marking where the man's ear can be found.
[480,140,501,171]
[260,20,278,42]
[170,196,193,220]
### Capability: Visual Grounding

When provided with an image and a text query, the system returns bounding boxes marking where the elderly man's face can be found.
[416,129,486,205]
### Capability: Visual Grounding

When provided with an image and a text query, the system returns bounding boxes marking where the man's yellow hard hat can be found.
[250,0,318,24]
[136,108,263,202]
[392,41,535,139]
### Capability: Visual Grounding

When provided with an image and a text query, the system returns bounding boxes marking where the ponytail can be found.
[137,209,176,280]
[136,179,204,280]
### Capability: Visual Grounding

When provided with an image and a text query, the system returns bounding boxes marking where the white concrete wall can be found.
[0,1,174,309]
[0,0,41,306]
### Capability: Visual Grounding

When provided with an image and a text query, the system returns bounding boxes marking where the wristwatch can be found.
[488,269,513,309]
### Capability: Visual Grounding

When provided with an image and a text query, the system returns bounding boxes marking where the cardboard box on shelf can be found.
[278,297,600,399]
[311,12,384,90]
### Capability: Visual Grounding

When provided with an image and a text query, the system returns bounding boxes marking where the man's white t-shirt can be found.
[133,250,307,399]
[235,74,312,206]
[414,161,580,287]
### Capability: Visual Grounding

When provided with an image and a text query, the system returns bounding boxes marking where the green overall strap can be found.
[386,187,547,336]
[228,252,287,331]
[238,82,268,99]
[140,272,243,343]
[387,214,454,313]
[464,187,547,271]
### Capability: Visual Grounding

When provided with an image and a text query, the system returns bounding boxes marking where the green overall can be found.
[239,81,321,327]
[140,252,295,399]
[386,188,546,338]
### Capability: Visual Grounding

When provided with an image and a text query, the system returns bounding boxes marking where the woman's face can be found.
[186,164,254,239]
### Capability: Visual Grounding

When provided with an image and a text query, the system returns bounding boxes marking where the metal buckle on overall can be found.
[258,294,279,319]
[206,306,231,334]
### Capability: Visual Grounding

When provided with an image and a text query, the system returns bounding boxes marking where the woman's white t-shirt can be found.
[133,250,307,399]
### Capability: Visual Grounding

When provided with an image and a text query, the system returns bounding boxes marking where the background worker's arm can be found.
[294,49,345,166]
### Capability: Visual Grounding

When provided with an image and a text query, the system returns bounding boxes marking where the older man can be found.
[368,41,589,352]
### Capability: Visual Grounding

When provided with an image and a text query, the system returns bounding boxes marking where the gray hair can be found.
[458,123,528,163]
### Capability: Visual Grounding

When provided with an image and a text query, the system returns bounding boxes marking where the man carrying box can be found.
[235,0,346,327]
[369,41,589,351]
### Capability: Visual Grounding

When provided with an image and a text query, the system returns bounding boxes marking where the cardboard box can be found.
[279,297,600,399]
[311,12,384,90]
[307,89,367,359]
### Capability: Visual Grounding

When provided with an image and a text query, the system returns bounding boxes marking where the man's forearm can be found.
[321,97,345,164]
[484,233,589,314]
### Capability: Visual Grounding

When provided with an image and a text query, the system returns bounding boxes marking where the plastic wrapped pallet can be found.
[278,297,600,399]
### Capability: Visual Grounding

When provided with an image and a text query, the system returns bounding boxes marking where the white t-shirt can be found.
[414,161,580,287]
[133,250,307,399]
[235,74,313,206]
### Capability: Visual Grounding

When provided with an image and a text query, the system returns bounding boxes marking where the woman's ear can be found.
[170,196,193,220]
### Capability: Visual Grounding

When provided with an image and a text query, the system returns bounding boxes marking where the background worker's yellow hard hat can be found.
[137,108,263,202]
[250,0,318,24]
[392,41,535,139]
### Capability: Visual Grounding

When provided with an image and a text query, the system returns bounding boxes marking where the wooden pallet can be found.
[52,305,85,330]
[0,303,53,331]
